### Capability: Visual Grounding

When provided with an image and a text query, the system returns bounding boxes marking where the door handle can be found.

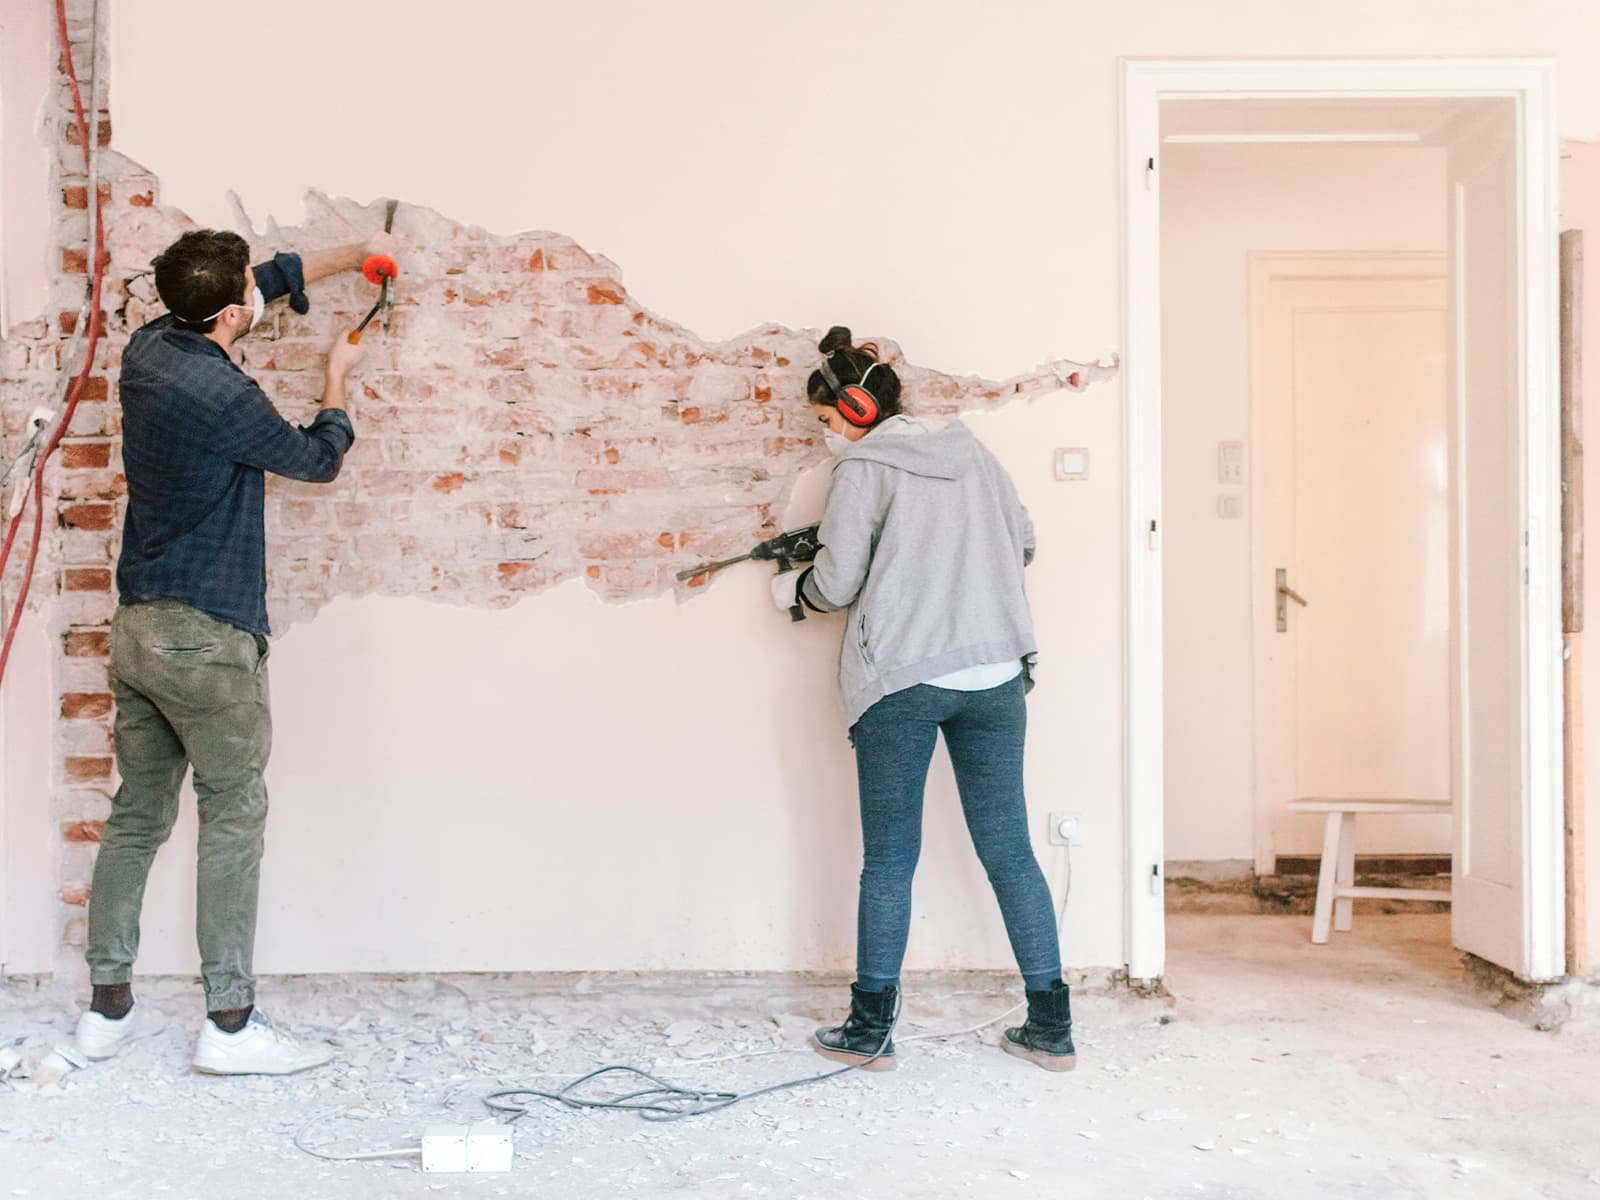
[1276,568,1308,632]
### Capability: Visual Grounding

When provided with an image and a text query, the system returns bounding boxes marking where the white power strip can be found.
[420,1123,514,1173]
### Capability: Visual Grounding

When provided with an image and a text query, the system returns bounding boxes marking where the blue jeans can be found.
[850,677,1062,993]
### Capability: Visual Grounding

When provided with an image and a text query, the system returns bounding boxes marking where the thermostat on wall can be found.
[1053,448,1090,481]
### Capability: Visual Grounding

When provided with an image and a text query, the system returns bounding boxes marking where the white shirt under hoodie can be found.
[798,415,1037,727]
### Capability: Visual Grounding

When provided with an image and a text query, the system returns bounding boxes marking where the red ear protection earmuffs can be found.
[817,355,880,427]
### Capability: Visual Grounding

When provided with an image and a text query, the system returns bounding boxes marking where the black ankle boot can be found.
[813,983,898,1071]
[1002,980,1076,1072]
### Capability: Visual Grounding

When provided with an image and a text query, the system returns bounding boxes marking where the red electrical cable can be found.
[0,0,108,687]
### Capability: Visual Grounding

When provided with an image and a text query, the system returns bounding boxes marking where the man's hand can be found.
[365,231,398,260]
[326,336,366,382]
[319,336,365,414]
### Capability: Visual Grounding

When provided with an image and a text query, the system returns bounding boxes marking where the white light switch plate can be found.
[1054,448,1089,480]
[1217,441,1245,485]
[1216,495,1242,520]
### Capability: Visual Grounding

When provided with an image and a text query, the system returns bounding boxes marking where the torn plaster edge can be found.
[221,189,1121,408]
[1461,952,1600,1030]
[77,167,1118,634]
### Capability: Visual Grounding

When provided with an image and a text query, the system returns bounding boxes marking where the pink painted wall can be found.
[4,1,1599,979]
[0,0,53,332]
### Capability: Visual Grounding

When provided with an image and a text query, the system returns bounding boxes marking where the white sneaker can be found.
[192,1009,334,1076]
[74,1004,136,1061]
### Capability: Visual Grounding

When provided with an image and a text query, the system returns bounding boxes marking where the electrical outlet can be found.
[1047,813,1082,846]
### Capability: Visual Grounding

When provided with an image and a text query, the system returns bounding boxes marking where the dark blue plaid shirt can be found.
[117,253,355,636]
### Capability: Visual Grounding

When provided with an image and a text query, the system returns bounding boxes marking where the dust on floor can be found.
[2,914,1598,1199]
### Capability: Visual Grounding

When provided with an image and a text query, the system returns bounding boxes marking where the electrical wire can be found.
[480,844,1073,1122]
[292,1118,421,1163]
[0,0,109,687]
[482,989,902,1124]
[294,846,1073,1161]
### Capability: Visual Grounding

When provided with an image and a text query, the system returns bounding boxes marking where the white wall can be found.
[0,4,57,974]
[1161,143,1450,866]
[0,607,56,975]
[63,0,1600,976]
[0,0,53,335]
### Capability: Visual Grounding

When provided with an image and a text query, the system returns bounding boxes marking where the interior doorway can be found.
[1122,60,1565,986]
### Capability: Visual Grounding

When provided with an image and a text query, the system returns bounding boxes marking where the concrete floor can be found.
[2,913,1598,1198]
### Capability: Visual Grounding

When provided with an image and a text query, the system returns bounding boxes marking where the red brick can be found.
[61,441,112,469]
[60,502,114,530]
[62,692,113,719]
[64,567,112,593]
[64,118,112,147]
[63,561,116,588]
[61,820,105,843]
[527,249,545,272]
[62,183,109,209]
[64,629,110,658]
[577,469,674,495]
[76,375,109,402]
[62,247,88,275]
[431,473,466,494]
[587,283,625,306]
[66,756,113,783]
[546,244,594,271]
[496,562,547,589]
[127,190,154,207]
[576,531,675,560]
[62,884,90,907]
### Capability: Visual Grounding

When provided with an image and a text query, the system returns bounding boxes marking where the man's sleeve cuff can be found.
[253,251,309,314]
[310,406,356,449]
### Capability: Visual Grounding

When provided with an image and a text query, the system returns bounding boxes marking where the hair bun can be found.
[818,326,853,356]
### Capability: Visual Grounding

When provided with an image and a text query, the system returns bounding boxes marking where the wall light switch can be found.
[1216,495,1242,520]
[1217,441,1245,485]
[1053,448,1090,481]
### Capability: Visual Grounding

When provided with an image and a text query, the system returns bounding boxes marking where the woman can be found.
[773,326,1074,1073]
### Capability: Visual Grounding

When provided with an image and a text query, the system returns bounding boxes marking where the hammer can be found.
[348,198,399,345]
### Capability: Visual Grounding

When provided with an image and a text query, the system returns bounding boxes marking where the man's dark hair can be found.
[152,230,250,332]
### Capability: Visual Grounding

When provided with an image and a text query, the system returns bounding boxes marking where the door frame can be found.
[1247,254,1450,878]
[1122,58,1563,983]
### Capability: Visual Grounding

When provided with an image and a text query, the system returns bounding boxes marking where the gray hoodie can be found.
[800,416,1038,727]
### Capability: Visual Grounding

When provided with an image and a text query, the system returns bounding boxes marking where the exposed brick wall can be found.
[0,0,1107,969]
[108,193,1093,624]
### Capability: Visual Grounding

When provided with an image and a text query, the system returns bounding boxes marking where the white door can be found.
[1252,258,1452,872]
[1446,111,1560,978]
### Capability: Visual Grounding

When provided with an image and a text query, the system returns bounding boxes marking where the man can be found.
[72,228,395,1074]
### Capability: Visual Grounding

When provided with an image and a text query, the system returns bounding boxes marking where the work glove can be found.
[770,569,805,619]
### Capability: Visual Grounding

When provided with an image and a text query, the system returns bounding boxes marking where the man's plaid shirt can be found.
[116,253,355,636]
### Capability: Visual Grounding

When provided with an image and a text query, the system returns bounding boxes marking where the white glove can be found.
[770,570,803,614]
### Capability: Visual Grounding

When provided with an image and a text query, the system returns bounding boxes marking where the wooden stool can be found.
[1286,799,1452,943]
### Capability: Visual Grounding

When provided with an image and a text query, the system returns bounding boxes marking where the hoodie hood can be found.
[833,415,975,481]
